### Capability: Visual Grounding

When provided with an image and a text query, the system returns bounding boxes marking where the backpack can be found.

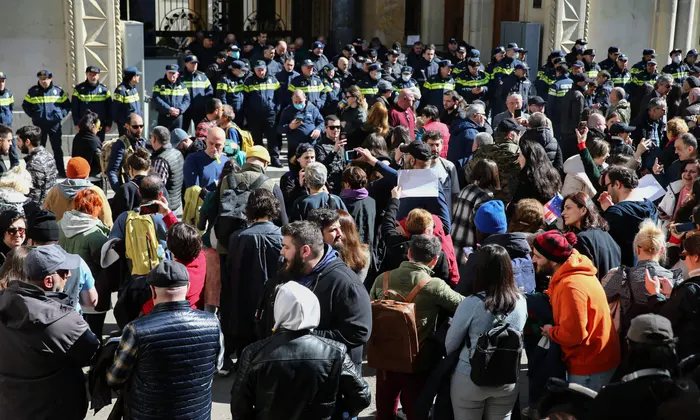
[100,137,135,184]
[367,271,432,373]
[124,211,163,276]
[468,293,523,386]
[214,173,269,248]
[231,123,254,153]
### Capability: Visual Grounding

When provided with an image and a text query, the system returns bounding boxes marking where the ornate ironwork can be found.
[212,0,228,31]
[159,8,206,50]
[244,12,287,32]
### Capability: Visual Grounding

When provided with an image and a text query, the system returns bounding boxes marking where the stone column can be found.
[548,0,590,53]
[464,0,495,58]
[64,0,122,89]
[330,0,359,52]
[675,0,696,51]
[421,0,444,46]
[651,0,678,57]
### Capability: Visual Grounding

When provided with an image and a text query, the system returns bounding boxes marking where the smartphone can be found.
[140,203,160,215]
[339,131,347,141]
[676,222,696,233]
[345,150,360,160]
[514,109,522,118]
[578,121,587,134]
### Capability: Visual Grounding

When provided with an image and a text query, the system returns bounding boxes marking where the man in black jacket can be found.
[232,281,371,420]
[0,245,100,420]
[521,111,564,175]
[314,115,347,194]
[560,73,593,159]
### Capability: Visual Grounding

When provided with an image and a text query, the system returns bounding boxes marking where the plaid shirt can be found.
[151,157,169,186]
[195,117,218,141]
[451,184,494,262]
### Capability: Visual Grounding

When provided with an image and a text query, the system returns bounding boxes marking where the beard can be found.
[282,251,307,278]
[535,260,556,276]
[20,145,29,154]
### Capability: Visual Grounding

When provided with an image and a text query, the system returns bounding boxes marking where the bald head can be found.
[292,89,306,106]
[397,88,415,110]
[587,112,606,132]
[691,87,700,103]
[338,57,349,72]
[205,127,225,158]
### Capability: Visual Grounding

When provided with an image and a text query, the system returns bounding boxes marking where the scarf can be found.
[340,188,368,200]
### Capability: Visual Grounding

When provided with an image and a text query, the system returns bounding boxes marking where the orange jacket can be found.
[546,249,620,376]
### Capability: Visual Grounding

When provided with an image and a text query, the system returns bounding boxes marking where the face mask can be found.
[372,73,381,81]
[673,55,681,64]
[401,75,411,82]
[293,103,305,111]
[232,52,240,59]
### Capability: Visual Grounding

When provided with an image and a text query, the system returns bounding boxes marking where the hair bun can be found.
[564,231,578,246]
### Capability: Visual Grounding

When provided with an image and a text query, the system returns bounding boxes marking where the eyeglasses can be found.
[327,126,341,130]
[131,124,144,129]
[6,227,25,236]
[604,181,614,190]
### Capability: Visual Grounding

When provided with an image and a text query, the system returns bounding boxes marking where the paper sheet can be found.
[632,174,666,202]
[397,169,439,198]
[406,35,421,46]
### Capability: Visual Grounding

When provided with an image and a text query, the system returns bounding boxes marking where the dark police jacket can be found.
[71,81,112,126]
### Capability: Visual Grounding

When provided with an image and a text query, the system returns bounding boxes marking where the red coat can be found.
[389,104,416,139]
[398,214,460,286]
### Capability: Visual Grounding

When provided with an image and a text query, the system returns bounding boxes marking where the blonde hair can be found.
[365,102,391,137]
[0,166,32,195]
[405,209,434,235]
[667,118,689,139]
[633,219,666,258]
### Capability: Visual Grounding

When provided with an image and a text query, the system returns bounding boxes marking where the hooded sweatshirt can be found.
[546,249,621,376]
[43,179,113,228]
[273,281,321,331]
[603,199,658,266]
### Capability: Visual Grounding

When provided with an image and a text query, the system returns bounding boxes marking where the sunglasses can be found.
[131,124,144,129]
[6,227,25,236]
[327,126,341,130]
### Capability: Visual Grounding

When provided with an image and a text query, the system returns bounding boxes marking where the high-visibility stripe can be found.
[492,67,514,75]
[288,83,325,93]
[183,80,211,89]
[0,97,13,106]
[113,92,139,103]
[359,87,378,95]
[246,82,280,91]
[24,94,67,104]
[425,82,455,90]
[154,88,189,96]
[74,92,110,102]
[456,78,488,87]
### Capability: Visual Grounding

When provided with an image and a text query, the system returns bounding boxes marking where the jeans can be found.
[568,367,616,392]
[450,370,519,420]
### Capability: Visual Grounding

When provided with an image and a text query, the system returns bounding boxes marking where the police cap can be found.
[493,46,506,55]
[551,50,565,58]
[353,37,363,44]
[553,57,565,65]
[85,66,100,73]
[368,63,382,72]
[448,37,458,44]
[124,66,142,76]
[688,49,699,57]
[243,39,254,46]
[165,64,179,72]
[0,72,5,79]
[514,62,529,70]
[323,63,335,72]
[377,80,393,92]
[312,41,325,49]
[37,70,52,78]
[204,33,215,40]
[647,59,658,65]
[230,60,247,70]
[301,59,314,67]
[457,46,467,54]
[583,49,595,56]
[506,43,519,50]
[368,49,378,58]
[356,56,368,63]
[575,38,587,45]
[643,48,657,57]
[468,49,481,58]
[184,55,199,63]
[608,46,620,54]
[670,48,683,56]
[344,44,356,54]
[438,60,454,68]
[468,59,481,67]
[388,49,400,56]
[528,96,546,106]
[617,54,629,61]
[217,51,228,59]
[254,60,267,69]
[572,60,585,68]
[401,66,413,74]
[228,44,240,51]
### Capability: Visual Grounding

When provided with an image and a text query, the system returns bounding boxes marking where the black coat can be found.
[649,275,700,359]
[343,195,376,246]
[230,330,371,419]
[110,174,170,218]
[71,130,102,177]
[575,227,621,279]
[280,169,306,217]
[223,222,283,352]
[521,127,564,175]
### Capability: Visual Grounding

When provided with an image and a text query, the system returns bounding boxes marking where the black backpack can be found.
[468,294,523,387]
[214,173,269,248]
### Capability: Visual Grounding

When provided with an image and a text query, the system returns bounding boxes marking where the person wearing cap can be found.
[179,55,213,132]
[581,49,600,80]
[112,66,143,136]
[226,43,242,65]
[357,63,383,106]
[152,64,191,131]
[632,48,658,77]
[319,63,342,114]
[385,48,403,78]
[375,79,395,109]
[534,230,620,391]
[534,50,563,98]
[591,70,614,114]
[484,46,506,96]
[44,156,112,226]
[451,46,468,77]
[216,60,248,126]
[631,58,661,99]
[71,66,112,142]
[517,47,529,62]
[610,53,632,89]
[559,73,592,159]
[22,70,71,177]
[106,260,223,419]
[599,46,621,72]
[278,89,325,160]
[495,61,531,115]
[332,43,358,71]
[0,72,14,129]
[244,60,282,166]
[682,49,699,73]
[0,244,100,420]
[412,44,439,87]
[307,40,329,74]
[607,122,636,155]
[392,65,418,92]
[571,60,585,76]
[565,44,585,68]
[420,59,455,112]
[288,59,327,110]
[232,278,371,419]
[456,57,489,103]
[663,48,687,83]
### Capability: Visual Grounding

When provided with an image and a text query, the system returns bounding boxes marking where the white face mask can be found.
[371,73,381,81]
[401,75,411,82]
[673,55,682,64]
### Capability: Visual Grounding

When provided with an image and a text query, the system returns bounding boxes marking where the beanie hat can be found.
[66,157,90,179]
[534,230,578,263]
[28,210,59,243]
[170,128,189,148]
[474,200,507,235]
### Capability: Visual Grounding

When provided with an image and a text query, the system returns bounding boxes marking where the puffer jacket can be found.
[447,117,481,169]
[43,179,113,227]
[58,210,110,282]
[521,126,564,175]
[562,154,597,198]
[231,330,371,420]
[25,146,58,204]
[606,99,631,124]
[649,274,700,358]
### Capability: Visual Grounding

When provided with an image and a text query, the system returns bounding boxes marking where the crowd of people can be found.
[1,30,700,420]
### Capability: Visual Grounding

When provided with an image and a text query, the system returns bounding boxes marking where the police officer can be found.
[71,66,112,142]
[452,46,469,77]
[490,43,519,104]
[631,58,659,96]
[366,49,379,65]
[180,55,213,132]
[611,54,632,89]
[262,44,283,76]
[206,52,229,89]
[565,38,587,66]
[393,66,418,92]
[631,49,657,78]
[421,60,456,112]
[385,49,403,79]
[571,60,585,76]
[0,73,20,169]
[332,44,357,69]
[599,46,621,72]
[358,63,382,106]
[227,44,244,67]
[456,57,489,103]
[112,66,143,136]
[151,64,191,131]
[320,63,341,115]
[443,37,460,65]
[663,48,687,83]
[534,50,564,97]
[22,70,70,176]
[381,62,396,84]
[582,49,600,79]
[496,62,531,115]
[216,60,248,126]
[245,60,281,166]
[592,70,613,114]
[308,41,330,74]
[547,63,573,138]
[288,59,326,110]
[412,44,439,87]
[683,49,699,73]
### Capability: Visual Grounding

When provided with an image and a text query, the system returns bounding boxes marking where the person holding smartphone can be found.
[313,115,347,194]
[277,89,324,162]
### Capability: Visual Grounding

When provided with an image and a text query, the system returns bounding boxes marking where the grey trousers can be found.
[450,370,519,420]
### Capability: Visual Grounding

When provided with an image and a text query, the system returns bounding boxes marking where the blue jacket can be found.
[183,150,229,191]
[22,83,70,125]
[0,88,14,126]
[151,76,191,116]
[534,65,555,97]
[179,70,213,112]
[321,76,341,114]
[392,77,418,92]
[244,74,280,116]
[106,134,147,190]
[447,117,481,169]
[112,82,142,126]
[546,75,573,131]
[277,103,324,150]
[265,59,283,77]
[288,74,326,110]
[71,81,112,126]
[215,73,246,113]
[455,70,489,103]
[412,58,439,87]
[421,74,456,112]
[275,69,299,109]
[357,77,380,104]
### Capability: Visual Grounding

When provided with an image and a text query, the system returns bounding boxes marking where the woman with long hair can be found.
[508,140,561,218]
[446,244,527,420]
[339,85,367,139]
[0,246,30,290]
[674,176,700,224]
[348,101,391,149]
[389,125,412,169]
[280,143,316,216]
[0,210,25,268]
[336,210,371,283]
[561,192,621,279]
[71,111,103,178]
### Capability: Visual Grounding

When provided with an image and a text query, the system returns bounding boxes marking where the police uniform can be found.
[682,50,699,74]
[112,67,143,136]
[152,64,191,131]
[534,51,563,98]
[386,49,403,79]
[71,66,112,141]
[21,70,70,175]
[320,64,341,115]
[179,55,213,132]
[610,55,632,89]
[216,61,248,126]
[308,41,330,74]
[662,49,687,83]
[631,49,656,77]
[456,60,489,103]
[630,62,659,96]
[495,63,531,115]
[245,60,281,161]
[393,66,418,92]
[599,46,621,72]
[206,52,228,90]
[288,60,327,110]
[582,49,600,79]
[421,60,456,112]
[546,73,573,137]
[358,63,382,106]
[0,72,20,168]
[593,80,614,114]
